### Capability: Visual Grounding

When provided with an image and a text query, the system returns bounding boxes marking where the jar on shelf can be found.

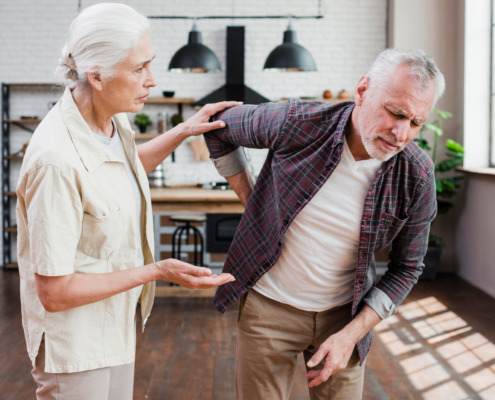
[157,112,165,133]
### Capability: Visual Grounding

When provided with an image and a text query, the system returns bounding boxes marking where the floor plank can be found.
[2,270,494,399]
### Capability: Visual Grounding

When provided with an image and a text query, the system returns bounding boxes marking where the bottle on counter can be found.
[157,112,165,133]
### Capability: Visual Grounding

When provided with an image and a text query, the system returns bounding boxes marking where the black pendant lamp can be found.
[264,19,316,72]
[168,21,221,73]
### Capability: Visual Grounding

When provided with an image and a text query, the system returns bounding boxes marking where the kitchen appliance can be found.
[206,213,242,253]
[195,26,269,106]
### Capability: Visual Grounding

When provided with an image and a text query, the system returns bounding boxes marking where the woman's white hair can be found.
[366,48,445,106]
[55,3,150,88]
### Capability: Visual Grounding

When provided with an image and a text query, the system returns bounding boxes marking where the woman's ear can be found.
[87,71,103,91]
[354,76,369,106]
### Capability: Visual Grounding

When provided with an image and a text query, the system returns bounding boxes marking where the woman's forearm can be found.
[35,264,160,312]
[35,259,235,312]
[137,124,189,174]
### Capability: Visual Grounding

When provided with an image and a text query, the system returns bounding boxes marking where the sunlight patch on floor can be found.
[374,296,495,399]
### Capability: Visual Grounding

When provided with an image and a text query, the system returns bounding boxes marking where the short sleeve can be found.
[21,165,83,276]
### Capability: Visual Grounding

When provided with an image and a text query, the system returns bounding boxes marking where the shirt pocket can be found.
[375,212,408,251]
[81,209,123,259]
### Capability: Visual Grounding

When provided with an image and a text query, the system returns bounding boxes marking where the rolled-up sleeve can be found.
[212,147,248,177]
[363,287,397,319]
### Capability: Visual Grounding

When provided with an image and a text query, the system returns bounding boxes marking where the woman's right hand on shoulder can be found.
[180,101,243,138]
[154,259,235,289]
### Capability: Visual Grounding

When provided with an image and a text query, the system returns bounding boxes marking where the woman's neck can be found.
[72,85,114,137]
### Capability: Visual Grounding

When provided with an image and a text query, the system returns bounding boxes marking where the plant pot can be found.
[138,125,148,133]
[420,246,442,280]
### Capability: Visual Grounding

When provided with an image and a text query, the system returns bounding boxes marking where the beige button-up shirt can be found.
[16,88,156,373]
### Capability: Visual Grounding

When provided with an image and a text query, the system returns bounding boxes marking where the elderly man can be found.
[204,48,444,400]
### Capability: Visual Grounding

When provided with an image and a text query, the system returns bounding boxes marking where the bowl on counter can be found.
[162,91,175,98]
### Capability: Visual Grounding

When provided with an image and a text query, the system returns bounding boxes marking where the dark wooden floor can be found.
[1,270,495,399]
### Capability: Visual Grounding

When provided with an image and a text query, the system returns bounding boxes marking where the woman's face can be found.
[100,33,157,115]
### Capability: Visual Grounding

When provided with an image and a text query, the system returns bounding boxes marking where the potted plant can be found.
[414,109,464,279]
[134,112,152,133]
[170,113,184,127]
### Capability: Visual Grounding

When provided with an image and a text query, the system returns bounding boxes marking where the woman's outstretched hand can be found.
[155,258,235,289]
[180,101,242,137]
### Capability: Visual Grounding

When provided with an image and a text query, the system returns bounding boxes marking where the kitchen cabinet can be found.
[150,187,244,276]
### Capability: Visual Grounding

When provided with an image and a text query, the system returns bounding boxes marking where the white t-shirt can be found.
[93,123,144,301]
[254,137,382,311]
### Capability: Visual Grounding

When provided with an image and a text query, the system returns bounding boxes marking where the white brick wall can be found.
[0,0,387,263]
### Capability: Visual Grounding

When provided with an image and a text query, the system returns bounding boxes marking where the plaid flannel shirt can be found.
[204,99,437,362]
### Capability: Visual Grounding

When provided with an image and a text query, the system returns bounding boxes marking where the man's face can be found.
[355,64,436,161]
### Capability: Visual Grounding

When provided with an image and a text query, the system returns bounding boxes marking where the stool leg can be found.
[171,225,180,260]
[176,226,185,262]
[190,225,204,266]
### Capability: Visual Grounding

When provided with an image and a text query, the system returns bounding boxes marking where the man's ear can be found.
[354,76,369,106]
[87,71,103,91]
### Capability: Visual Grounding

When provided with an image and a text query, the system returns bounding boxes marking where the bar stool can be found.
[170,214,206,266]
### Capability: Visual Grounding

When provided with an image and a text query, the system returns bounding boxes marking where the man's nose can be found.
[391,119,409,143]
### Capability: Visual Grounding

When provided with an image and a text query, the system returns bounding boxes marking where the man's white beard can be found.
[362,134,404,162]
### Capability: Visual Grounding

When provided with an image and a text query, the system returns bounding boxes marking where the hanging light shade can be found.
[168,21,221,73]
[263,20,316,72]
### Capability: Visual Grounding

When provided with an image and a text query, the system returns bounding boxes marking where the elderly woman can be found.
[16,3,238,399]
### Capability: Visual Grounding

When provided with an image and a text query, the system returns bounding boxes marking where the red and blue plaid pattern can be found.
[205,99,436,361]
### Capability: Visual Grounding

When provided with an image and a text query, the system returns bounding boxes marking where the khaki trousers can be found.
[236,290,365,400]
[31,340,135,400]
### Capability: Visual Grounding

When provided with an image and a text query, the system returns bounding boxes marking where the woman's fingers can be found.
[157,259,235,288]
[184,101,242,136]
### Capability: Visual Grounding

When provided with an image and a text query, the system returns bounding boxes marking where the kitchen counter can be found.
[150,187,244,214]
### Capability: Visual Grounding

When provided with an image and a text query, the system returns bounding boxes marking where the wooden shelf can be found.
[4,263,18,269]
[4,192,16,196]
[4,155,23,160]
[2,82,60,88]
[4,227,17,233]
[4,118,41,123]
[146,97,195,104]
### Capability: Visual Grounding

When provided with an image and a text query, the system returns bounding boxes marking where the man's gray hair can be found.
[55,3,150,88]
[366,48,445,105]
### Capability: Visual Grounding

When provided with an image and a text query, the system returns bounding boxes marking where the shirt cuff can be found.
[363,287,397,319]
[212,147,248,177]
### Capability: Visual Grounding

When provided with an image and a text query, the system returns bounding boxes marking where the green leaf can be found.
[433,109,453,119]
[414,138,431,151]
[446,139,464,153]
[424,123,443,136]
[437,159,458,172]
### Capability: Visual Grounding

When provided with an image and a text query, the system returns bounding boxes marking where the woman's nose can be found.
[146,68,157,88]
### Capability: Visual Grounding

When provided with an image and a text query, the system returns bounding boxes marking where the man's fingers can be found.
[307,347,326,368]
[306,367,333,388]
[304,370,320,379]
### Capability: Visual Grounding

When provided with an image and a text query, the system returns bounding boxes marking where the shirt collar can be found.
[60,87,136,172]
[332,101,355,148]
[334,101,397,172]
